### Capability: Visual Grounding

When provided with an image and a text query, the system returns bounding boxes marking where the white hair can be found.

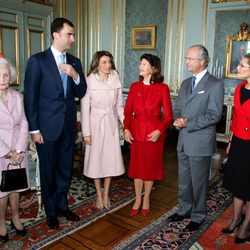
[0,58,17,83]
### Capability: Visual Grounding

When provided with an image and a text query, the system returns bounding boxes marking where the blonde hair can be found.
[0,58,17,83]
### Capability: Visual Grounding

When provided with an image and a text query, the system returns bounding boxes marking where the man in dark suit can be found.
[24,18,87,229]
[169,45,224,232]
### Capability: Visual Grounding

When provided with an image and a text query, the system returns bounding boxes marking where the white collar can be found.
[51,46,66,65]
[193,69,207,85]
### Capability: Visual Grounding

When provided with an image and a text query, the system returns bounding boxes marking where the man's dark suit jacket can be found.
[24,48,86,140]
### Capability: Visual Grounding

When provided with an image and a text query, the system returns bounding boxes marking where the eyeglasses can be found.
[238,64,250,68]
[184,57,201,61]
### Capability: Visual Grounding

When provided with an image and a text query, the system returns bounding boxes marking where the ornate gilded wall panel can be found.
[0,25,20,84]
[27,29,45,57]
[0,8,21,85]
[0,10,18,23]
[0,1,52,89]
[25,13,47,59]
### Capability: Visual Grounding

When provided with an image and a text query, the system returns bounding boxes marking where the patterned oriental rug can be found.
[113,177,244,250]
[0,176,135,250]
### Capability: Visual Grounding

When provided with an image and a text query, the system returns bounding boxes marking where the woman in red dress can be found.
[124,54,173,216]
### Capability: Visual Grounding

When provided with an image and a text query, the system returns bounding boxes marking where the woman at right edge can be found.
[222,53,250,244]
[124,54,173,217]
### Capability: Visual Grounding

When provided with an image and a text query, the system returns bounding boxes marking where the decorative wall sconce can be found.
[211,59,224,79]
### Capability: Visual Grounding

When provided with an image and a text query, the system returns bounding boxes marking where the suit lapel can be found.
[7,90,17,115]
[65,53,72,93]
[235,82,250,115]
[137,82,147,116]
[0,98,9,114]
[186,72,210,103]
[44,48,64,94]
[0,90,15,115]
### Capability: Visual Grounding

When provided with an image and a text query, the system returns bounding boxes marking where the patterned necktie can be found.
[191,75,196,93]
[59,54,67,97]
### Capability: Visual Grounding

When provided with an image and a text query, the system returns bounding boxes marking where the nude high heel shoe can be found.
[104,196,111,210]
[96,195,103,211]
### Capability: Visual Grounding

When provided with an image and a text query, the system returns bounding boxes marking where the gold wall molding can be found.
[165,0,174,86]
[0,25,20,85]
[212,0,246,3]
[27,29,45,58]
[177,0,185,92]
[202,0,209,45]
[0,28,2,54]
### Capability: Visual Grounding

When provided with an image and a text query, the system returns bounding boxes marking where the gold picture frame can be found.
[225,22,250,78]
[131,26,156,50]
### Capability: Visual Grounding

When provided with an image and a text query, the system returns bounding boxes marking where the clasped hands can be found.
[124,129,161,144]
[5,150,24,165]
[173,117,187,129]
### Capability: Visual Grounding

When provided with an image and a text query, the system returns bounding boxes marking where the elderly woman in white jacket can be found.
[81,51,124,211]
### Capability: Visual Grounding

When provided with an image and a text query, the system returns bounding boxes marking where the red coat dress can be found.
[231,81,250,139]
[124,81,173,180]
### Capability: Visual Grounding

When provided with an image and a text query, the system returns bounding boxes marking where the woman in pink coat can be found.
[81,51,124,211]
[0,58,29,243]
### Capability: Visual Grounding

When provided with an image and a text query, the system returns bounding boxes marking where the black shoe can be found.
[221,215,244,234]
[0,233,9,243]
[168,213,190,222]
[183,220,204,232]
[57,210,80,221]
[235,236,248,244]
[46,217,59,229]
[11,220,27,236]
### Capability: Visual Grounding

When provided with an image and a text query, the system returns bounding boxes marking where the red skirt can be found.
[128,139,165,181]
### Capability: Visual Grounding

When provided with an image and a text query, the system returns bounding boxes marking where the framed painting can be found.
[131,26,156,50]
[225,22,250,78]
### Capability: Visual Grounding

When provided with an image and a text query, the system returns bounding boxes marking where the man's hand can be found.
[31,132,44,144]
[58,64,79,81]
[173,117,188,129]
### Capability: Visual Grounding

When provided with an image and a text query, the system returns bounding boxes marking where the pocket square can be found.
[197,91,204,94]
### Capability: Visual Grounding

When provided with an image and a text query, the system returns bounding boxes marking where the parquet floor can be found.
[43,130,226,250]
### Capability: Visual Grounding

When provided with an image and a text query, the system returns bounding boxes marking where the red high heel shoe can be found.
[130,208,139,217]
[141,209,151,216]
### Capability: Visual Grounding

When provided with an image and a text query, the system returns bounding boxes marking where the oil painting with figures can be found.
[131,26,156,50]
[230,41,249,74]
[225,22,250,78]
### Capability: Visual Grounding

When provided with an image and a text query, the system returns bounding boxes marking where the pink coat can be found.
[81,70,125,178]
[0,89,29,198]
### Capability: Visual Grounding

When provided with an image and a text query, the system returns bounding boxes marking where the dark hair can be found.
[51,18,74,39]
[244,53,250,66]
[190,44,210,67]
[139,54,164,84]
[87,51,116,76]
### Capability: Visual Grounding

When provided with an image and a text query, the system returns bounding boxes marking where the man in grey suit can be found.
[168,45,224,232]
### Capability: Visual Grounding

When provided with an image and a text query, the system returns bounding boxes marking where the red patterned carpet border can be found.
[0,176,135,250]
[197,203,250,250]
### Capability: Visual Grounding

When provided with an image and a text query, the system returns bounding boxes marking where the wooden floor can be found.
[43,131,226,250]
